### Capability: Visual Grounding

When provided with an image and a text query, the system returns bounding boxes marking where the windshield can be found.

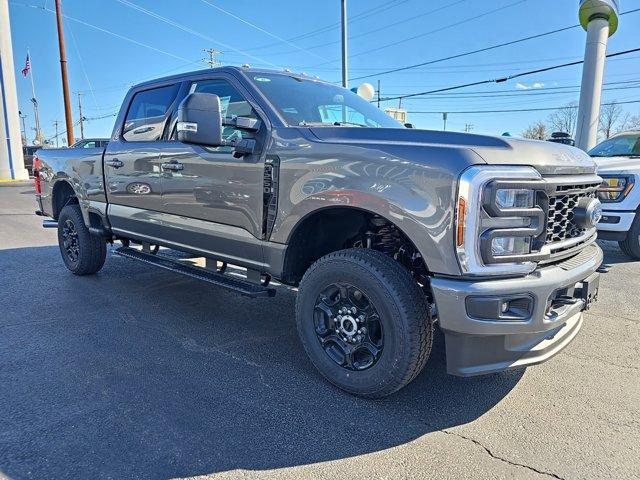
[589,134,640,157]
[248,73,402,128]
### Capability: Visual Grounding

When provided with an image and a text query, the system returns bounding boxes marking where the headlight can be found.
[455,166,545,276]
[598,175,634,202]
[495,188,534,209]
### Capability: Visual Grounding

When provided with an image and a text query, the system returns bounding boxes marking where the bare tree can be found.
[548,103,578,136]
[618,113,640,133]
[522,121,548,140]
[599,101,623,139]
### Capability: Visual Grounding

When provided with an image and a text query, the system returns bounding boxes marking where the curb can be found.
[0,180,33,187]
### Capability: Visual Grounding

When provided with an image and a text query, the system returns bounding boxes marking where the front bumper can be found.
[597,209,635,232]
[431,243,603,376]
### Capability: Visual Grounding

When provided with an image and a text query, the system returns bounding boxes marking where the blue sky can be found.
[8,0,640,144]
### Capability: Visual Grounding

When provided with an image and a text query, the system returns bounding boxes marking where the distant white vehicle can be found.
[591,131,640,258]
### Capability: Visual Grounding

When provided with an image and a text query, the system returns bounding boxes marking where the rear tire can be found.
[618,213,640,260]
[296,248,433,398]
[57,204,107,275]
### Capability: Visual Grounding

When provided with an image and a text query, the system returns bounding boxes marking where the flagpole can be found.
[26,47,43,145]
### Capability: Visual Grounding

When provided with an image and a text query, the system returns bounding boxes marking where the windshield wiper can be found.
[298,121,367,127]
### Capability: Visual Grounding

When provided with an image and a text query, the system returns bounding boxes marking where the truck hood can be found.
[308,127,596,175]
[593,156,640,175]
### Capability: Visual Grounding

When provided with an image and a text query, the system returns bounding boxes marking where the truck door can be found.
[159,76,266,267]
[104,82,181,238]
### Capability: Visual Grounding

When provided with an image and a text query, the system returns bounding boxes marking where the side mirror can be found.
[404,123,414,129]
[177,92,224,146]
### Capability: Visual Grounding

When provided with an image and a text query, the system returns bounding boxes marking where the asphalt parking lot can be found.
[1,183,638,480]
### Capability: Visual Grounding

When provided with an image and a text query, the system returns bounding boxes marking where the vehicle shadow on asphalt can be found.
[0,245,526,479]
[597,240,639,265]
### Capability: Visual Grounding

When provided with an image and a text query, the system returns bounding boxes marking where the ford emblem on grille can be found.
[573,197,603,229]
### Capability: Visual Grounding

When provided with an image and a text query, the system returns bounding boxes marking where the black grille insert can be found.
[545,182,600,244]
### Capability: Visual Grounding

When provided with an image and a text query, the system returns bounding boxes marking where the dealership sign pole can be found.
[575,0,620,152]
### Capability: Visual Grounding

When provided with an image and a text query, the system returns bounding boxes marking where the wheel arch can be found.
[280,205,429,286]
[51,180,79,220]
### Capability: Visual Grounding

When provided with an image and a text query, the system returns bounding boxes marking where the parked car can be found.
[71,138,109,149]
[22,145,39,175]
[33,67,603,397]
[590,131,640,258]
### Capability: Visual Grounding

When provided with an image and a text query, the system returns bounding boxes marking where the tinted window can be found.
[123,84,179,141]
[249,73,401,128]
[589,134,640,157]
[186,79,256,149]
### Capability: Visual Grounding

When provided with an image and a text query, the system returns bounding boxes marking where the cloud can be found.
[515,82,545,90]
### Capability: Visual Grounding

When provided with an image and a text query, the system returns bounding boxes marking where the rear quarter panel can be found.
[37,147,106,218]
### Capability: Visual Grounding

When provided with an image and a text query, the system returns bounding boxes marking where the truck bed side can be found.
[36,147,107,222]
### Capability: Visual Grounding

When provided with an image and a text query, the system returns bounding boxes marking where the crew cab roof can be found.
[130,66,327,90]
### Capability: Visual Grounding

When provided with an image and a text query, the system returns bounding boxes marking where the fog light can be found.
[491,236,531,257]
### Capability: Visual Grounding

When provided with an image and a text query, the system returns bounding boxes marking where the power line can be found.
[242,0,409,52]
[255,0,469,57]
[407,99,640,115]
[11,1,195,62]
[115,0,282,68]
[198,0,330,61]
[316,0,527,68]
[350,7,640,81]
[380,47,640,102]
[393,83,640,100]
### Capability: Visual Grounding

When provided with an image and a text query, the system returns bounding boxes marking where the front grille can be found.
[544,181,601,244]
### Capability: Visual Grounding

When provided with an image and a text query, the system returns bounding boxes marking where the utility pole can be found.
[203,48,220,68]
[575,0,619,151]
[465,123,474,133]
[53,120,60,148]
[19,111,27,145]
[54,0,74,146]
[442,112,448,131]
[77,92,84,140]
[0,0,29,179]
[340,0,348,88]
[376,80,381,108]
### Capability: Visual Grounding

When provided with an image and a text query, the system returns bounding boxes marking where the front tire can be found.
[618,212,640,260]
[296,248,433,398]
[57,204,107,275]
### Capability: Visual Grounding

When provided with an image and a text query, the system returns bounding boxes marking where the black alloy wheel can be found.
[61,219,80,263]
[314,283,384,371]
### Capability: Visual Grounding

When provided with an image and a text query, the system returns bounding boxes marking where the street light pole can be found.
[341,0,348,88]
[54,0,75,146]
[19,111,27,145]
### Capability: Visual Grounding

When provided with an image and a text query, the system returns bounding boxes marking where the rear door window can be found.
[123,84,180,142]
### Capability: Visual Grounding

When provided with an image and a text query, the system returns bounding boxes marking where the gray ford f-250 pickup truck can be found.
[34,66,604,397]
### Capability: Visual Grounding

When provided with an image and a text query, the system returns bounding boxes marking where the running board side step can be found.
[113,247,276,298]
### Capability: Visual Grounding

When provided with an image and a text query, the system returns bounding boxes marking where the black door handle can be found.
[161,162,184,171]
[105,159,124,168]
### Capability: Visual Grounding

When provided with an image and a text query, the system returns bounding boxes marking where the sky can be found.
[7,0,640,145]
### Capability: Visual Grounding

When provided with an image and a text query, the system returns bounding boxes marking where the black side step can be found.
[113,247,276,298]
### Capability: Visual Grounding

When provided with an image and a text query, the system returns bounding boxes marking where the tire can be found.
[619,213,640,260]
[296,248,433,398]
[57,204,107,275]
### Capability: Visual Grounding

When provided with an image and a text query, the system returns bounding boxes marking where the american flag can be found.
[21,54,30,77]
